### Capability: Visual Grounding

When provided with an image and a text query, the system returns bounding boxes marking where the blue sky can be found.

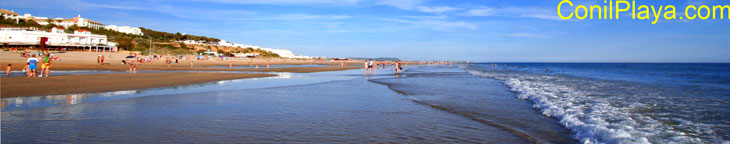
[1,0,728,62]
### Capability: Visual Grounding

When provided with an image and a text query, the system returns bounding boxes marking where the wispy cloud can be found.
[376,0,422,10]
[1,0,142,10]
[463,7,496,16]
[505,32,552,38]
[416,6,460,13]
[379,17,477,31]
[462,7,564,21]
[250,14,352,21]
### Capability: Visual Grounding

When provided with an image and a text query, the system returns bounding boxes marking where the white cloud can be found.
[416,6,460,13]
[252,14,352,20]
[505,32,552,38]
[462,7,565,21]
[380,17,477,30]
[1,0,142,10]
[464,7,496,16]
[376,0,422,10]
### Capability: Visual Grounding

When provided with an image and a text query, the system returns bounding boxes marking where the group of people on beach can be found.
[9,51,54,77]
[364,59,404,75]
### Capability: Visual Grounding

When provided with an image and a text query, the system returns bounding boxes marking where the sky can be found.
[1,0,728,62]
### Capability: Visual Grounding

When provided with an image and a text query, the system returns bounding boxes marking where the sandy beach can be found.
[0,51,367,73]
[0,50,364,97]
[0,72,275,98]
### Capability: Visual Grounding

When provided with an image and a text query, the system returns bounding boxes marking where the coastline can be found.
[0,73,275,98]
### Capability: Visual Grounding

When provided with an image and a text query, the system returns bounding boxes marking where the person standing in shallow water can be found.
[27,55,39,77]
[41,53,52,77]
[23,63,29,77]
[5,64,11,76]
[367,59,374,71]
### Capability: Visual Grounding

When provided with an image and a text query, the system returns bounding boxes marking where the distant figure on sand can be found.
[190,60,194,68]
[229,62,233,68]
[5,64,11,76]
[128,60,137,74]
[166,58,171,67]
[27,55,39,77]
[100,54,105,65]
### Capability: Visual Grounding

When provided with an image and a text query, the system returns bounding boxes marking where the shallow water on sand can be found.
[2,66,575,143]
[1,69,370,112]
[370,66,574,143]
[2,75,532,143]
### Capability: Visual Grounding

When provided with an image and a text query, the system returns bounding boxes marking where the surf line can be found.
[367,79,547,144]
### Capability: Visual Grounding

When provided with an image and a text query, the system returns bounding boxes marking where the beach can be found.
[0,51,367,72]
[1,73,275,98]
[1,66,562,143]
[0,50,361,97]
[1,62,728,143]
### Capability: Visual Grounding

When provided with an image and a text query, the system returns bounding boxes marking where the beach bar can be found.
[0,27,117,52]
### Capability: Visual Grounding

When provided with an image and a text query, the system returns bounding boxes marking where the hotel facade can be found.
[0,27,116,52]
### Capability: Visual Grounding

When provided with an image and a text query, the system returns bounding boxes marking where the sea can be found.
[2,63,728,143]
[459,63,730,143]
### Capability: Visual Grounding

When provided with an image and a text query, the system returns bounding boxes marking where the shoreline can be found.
[0,73,275,98]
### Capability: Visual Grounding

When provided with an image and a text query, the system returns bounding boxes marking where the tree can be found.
[116,37,134,50]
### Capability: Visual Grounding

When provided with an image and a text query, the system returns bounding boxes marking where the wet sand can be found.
[0,73,275,98]
[1,76,532,143]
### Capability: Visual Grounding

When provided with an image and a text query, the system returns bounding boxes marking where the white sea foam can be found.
[460,66,709,144]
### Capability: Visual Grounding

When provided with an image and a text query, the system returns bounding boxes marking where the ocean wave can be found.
[460,65,716,144]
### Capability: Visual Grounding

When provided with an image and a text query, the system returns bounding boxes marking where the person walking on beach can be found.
[97,54,101,64]
[100,54,105,65]
[166,58,171,67]
[5,64,11,76]
[368,59,374,71]
[27,55,39,77]
[128,60,137,74]
[229,62,233,68]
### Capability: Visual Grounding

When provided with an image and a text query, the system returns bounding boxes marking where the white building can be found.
[69,15,104,29]
[221,40,311,59]
[0,9,21,23]
[233,53,258,57]
[104,25,143,35]
[0,10,106,30]
[0,27,115,52]
[67,29,108,45]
